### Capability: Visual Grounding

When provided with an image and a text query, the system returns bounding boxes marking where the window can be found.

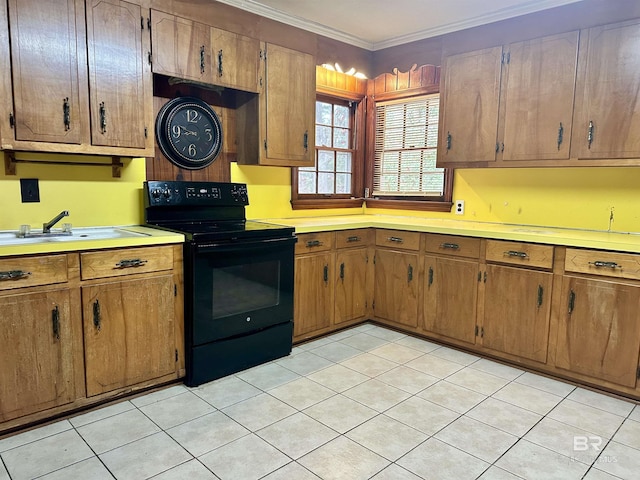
[373,94,444,198]
[299,98,353,195]
[291,95,364,209]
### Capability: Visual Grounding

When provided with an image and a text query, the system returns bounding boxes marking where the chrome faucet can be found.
[43,210,69,233]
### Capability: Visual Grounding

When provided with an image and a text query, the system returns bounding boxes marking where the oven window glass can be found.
[211,260,280,318]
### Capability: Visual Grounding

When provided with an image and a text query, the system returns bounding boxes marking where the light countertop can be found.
[0,226,184,257]
[260,215,640,253]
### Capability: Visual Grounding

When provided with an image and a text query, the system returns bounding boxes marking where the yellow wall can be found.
[234,162,640,234]
[0,153,147,231]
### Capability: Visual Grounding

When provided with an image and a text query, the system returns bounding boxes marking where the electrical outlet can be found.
[20,178,40,203]
[455,199,465,215]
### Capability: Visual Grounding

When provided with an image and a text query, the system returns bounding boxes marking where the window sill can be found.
[365,199,453,212]
[291,198,365,210]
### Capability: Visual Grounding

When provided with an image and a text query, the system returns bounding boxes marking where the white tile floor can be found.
[2,322,640,480]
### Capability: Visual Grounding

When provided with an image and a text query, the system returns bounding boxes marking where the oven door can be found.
[185,236,295,345]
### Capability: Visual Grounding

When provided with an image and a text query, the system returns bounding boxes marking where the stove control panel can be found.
[144,181,249,206]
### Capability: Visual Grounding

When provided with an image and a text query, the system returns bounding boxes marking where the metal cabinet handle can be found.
[568,289,576,315]
[52,305,60,340]
[0,270,32,281]
[589,260,621,269]
[99,102,107,133]
[388,236,404,243]
[306,240,322,248]
[408,265,413,282]
[446,132,452,150]
[93,299,101,330]
[200,45,206,74]
[428,266,434,287]
[537,285,544,308]
[557,122,564,150]
[303,130,309,151]
[323,264,328,283]
[441,242,459,250]
[339,262,344,280]
[217,49,223,76]
[346,236,360,243]
[114,259,148,269]
[63,97,70,131]
[587,120,594,149]
[504,250,529,259]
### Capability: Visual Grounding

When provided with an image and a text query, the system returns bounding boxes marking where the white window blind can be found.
[373,94,444,197]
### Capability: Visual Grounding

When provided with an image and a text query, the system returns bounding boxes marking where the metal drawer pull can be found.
[589,261,621,269]
[388,236,404,243]
[346,236,361,243]
[504,250,529,258]
[306,240,323,248]
[0,270,32,281]
[441,242,459,250]
[114,259,148,269]
[52,306,60,340]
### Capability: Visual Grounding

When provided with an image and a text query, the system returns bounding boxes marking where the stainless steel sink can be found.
[0,227,149,246]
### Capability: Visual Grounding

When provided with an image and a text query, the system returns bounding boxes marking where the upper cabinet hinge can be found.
[263,139,267,150]
[260,50,266,61]
[147,17,151,31]
[148,51,152,65]
[140,16,144,30]
[502,51,511,64]
[144,127,148,138]
[9,112,14,128]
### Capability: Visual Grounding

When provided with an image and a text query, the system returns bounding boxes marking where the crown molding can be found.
[216,0,583,51]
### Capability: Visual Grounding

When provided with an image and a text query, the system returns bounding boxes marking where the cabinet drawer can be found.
[486,240,554,269]
[565,248,640,280]
[425,234,480,258]
[335,229,371,249]
[80,246,174,280]
[375,230,421,251]
[295,232,334,255]
[0,255,68,291]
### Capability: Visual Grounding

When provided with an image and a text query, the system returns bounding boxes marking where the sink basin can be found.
[0,227,149,246]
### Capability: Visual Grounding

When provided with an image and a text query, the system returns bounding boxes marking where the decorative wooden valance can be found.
[369,64,440,101]
[316,66,367,101]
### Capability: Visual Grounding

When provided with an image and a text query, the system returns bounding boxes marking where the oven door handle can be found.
[194,236,297,253]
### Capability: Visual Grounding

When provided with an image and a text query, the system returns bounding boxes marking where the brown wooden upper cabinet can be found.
[150,10,261,93]
[438,31,579,167]
[236,42,316,166]
[438,18,640,167]
[1,0,153,155]
[571,19,640,160]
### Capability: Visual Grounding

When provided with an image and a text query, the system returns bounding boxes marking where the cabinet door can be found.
[423,255,478,344]
[571,19,640,159]
[83,275,175,396]
[211,28,260,93]
[555,275,640,387]
[438,46,503,165]
[374,249,419,327]
[501,31,579,162]
[86,0,148,148]
[7,0,84,143]
[263,43,315,165]
[335,248,369,325]
[150,10,211,83]
[294,253,333,337]
[0,289,75,421]
[482,265,552,363]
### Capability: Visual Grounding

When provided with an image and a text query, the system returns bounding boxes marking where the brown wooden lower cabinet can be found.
[373,248,419,328]
[293,252,333,338]
[334,248,369,326]
[554,275,640,388]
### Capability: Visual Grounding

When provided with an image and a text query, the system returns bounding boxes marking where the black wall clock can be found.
[155,96,223,170]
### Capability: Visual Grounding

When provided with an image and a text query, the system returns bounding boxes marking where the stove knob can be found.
[151,188,162,199]
[162,189,172,200]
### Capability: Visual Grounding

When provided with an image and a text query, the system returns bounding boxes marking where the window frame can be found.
[291,91,365,210]
[364,87,453,212]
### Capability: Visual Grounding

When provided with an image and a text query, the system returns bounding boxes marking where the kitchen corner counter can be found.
[260,214,640,254]
[0,226,184,257]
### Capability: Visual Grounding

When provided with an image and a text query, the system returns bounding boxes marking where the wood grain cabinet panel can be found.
[211,27,260,93]
[437,46,503,165]
[150,10,212,83]
[293,252,333,338]
[423,255,479,345]
[80,246,174,280]
[373,248,419,327]
[82,274,175,396]
[0,289,76,422]
[554,275,640,388]
[0,254,68,290]
[485,240,554,269]
[334,248,369,326]
[571,19,640,160]
[482,264,553,363]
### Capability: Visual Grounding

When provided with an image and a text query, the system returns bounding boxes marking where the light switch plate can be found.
[20,178,40,203]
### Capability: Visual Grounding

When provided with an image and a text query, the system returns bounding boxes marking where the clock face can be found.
[155,97,223,170]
